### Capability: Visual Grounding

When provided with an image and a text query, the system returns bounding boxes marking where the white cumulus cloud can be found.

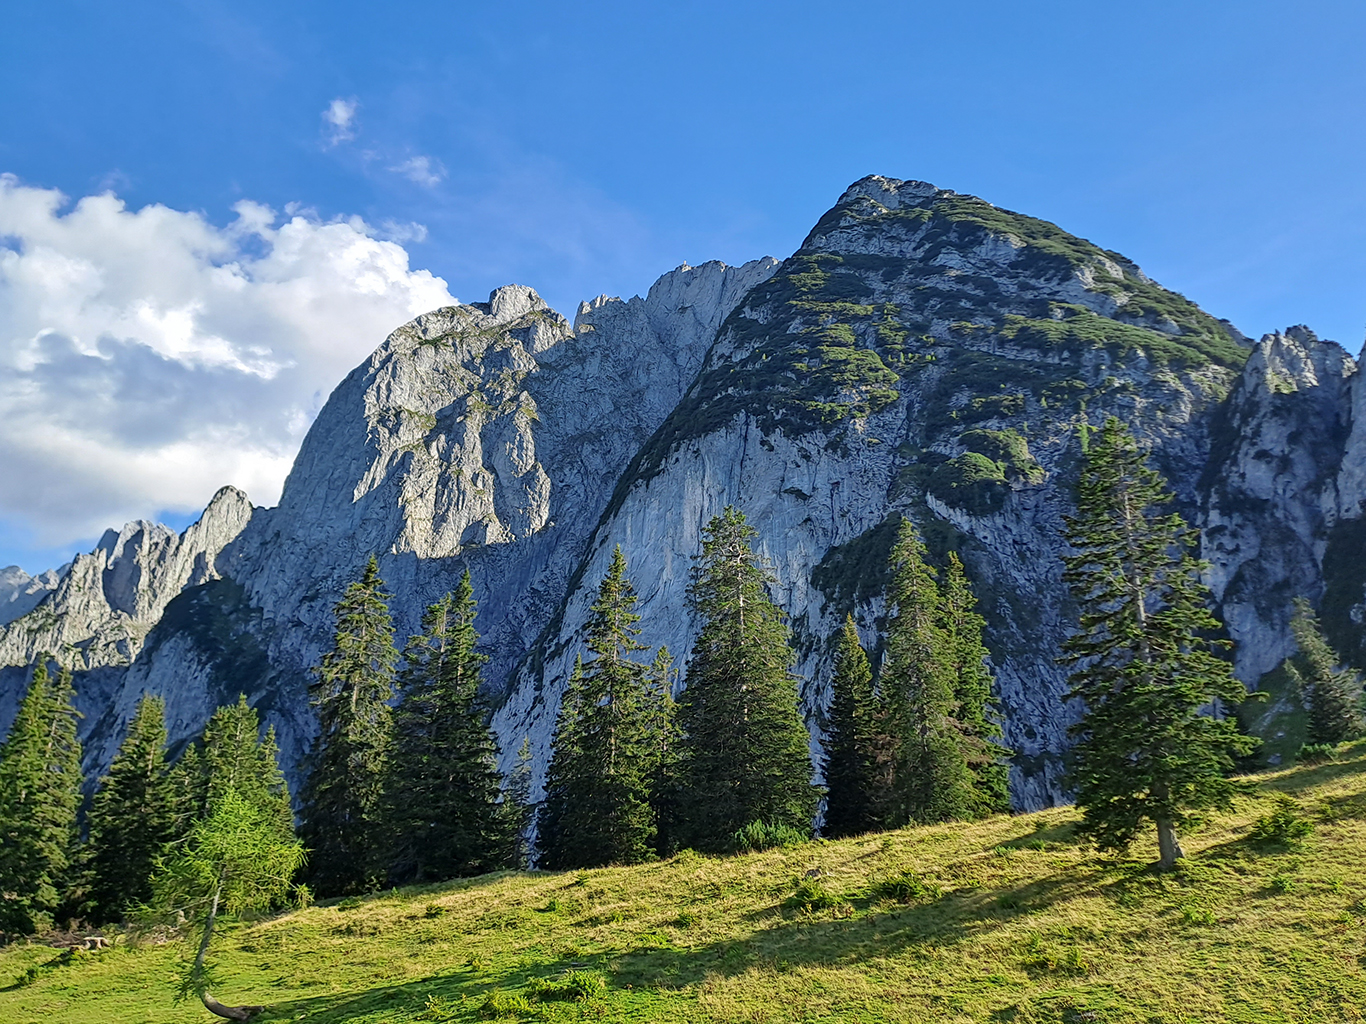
[0,174,455,550]
[322,97,358,145]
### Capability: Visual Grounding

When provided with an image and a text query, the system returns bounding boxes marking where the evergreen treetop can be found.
[539,547,666,869]
[822,614,884,838]
[0,656,82,934]
[384,571,511,883]
[300,554,398,895]
[82,693,177,923]
[675,507,815,852]
[1061,416,1255,868]
[1286,597,1364,746]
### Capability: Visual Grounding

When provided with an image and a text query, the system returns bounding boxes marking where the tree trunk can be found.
[201,992,265,1021]
[1156,818,1184,869]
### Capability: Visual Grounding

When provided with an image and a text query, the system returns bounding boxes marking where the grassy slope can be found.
[5,748,1366,1024]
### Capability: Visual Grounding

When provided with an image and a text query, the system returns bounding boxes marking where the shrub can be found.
[672,910,698,928]
[1297,742,1338,765]
[477,991,531,1018]
[526,970,606,1002]
[731,820,807,852]
[1248,795,1315,847]
[786,880,842,911]
[866,871,942,904]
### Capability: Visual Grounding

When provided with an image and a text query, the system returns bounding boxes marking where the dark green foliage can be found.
[674,508,817,852]
[881,519,976,825]
[1285,598,1363,745]
[929,451,1009,515]
[822,615,889,838]
[1248,794,1314,848]
[731,819,808,852]
[865,871,942,904]
[81,695,177,923]
[1061,417,1256,867]
[645,646,682,858]
[504,737,534,869]
[539,547,672,868]
[810,517,900,615]
[939,553,1012,815]
[196,695,294,833]
[384,572,512,883]
[0,658,81,933]
[787,879,842,911]
[300,555,398,895]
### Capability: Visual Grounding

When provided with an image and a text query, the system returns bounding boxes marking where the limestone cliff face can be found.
[3,258,779,781]
[2,176,1360,813]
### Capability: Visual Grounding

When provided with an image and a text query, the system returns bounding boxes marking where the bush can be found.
[1248,795,1315,847]
[786,880,842,911]
[526,970,606,1002]
[477,991,531,1018]
[1297,742,1339,765]
[866,871,942,904]
[731,820,807,853]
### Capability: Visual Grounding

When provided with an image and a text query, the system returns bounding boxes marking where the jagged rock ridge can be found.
[2,176,1360,808]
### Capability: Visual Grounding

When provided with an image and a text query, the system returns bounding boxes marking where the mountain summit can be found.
[1,178,1357,808]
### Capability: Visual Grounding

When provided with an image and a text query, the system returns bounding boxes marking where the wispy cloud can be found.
[390,155,446,187]
[321,97,358,146]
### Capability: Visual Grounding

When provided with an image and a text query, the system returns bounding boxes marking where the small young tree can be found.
[148,789,304,1021]
[821,615,886,838]
[384,572,511,883]
[0,657,82,934]
[539,547,667,868]
[939,552,1012,815]
[881,519,975,826]
[1062,417,1255,868]
[674,508,816,851]
[645,645,682,857]
[299,555,398,895]
[503,736,535,869]
[1286,597,1364,745]
[82,694,178,923]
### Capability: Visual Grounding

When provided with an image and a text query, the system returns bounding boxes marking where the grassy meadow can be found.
[4,744,1366,1024]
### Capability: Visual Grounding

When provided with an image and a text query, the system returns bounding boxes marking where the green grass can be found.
[7,747,1366,1023]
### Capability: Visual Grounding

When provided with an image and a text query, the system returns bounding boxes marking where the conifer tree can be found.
[1286,597,1364,745]
[539,547,667,868]
[300,555,398,895]
[1062,417,1254,868]
[0,657,82,933]
[881,520,975,825]
[939,552,1012,815]
[646,645,682,856]
[822,615,887,838]
[504,737,535,869]
[674,508,816,851]
[82,694,177,923]
[383,572,511,883]
[201,696,293,831]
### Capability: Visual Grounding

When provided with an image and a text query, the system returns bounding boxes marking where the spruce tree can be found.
[822,615,885,838]
[674,507,816,851]
[300,555,398,895]
[939,552,1012,815]
[1286,597,1364,745]
[1061,417,1255,868]
[82,694,177,923]
[646,645,682,857]
[881,519,975,825]
[539,547,666,868]
[201,696,293,832]
[504,737,535,869]
[384,572,511,883]
[0,657,82,934]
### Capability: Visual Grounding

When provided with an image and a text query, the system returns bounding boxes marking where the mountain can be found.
[1,176,1358,810]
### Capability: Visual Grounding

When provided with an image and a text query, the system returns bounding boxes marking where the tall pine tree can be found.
[674,507,816,852]
[939,552,1012,815]
[881,519,975,826]
[383,572,511,883]
[0,657,82,933]
[300,555,398,895]
[1062,417,1254,868]
[822,615,886,838]
[82,694,177,923]
[1285,597,1364,745]
[539,547,668,868]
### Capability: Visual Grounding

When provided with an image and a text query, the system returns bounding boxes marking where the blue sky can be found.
[1,0,1364,573]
